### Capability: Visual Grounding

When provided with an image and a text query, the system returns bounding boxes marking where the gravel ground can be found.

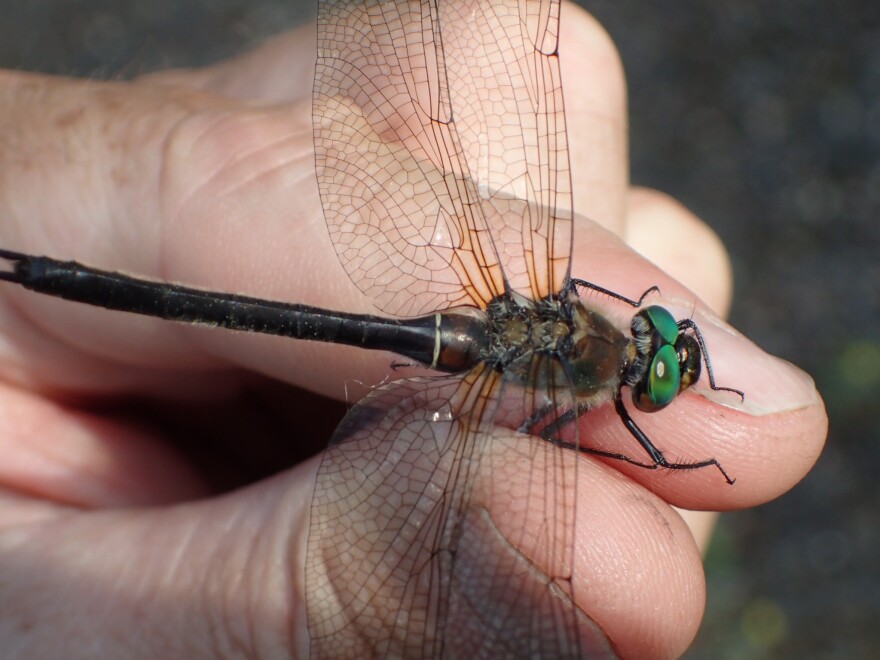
[1,1,876,657]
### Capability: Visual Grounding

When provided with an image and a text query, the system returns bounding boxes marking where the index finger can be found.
[566,218,826,511]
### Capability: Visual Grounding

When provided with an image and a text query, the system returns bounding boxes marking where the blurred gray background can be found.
[1,0,876,657]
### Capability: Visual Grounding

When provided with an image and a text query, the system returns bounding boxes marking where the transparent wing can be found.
[441,0,573,301]
[306,364,610,658]
[314,0,572,317]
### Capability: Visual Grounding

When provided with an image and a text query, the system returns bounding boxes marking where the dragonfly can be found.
[0,0,743,656]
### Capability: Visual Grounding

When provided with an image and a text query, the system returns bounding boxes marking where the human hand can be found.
[0,3,826,657]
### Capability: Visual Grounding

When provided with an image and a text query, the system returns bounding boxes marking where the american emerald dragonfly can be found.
[0,0,744,656]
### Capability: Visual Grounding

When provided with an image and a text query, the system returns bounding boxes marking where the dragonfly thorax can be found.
[474,291,633,399]
[483,293,577,371]
[565,296,632,397]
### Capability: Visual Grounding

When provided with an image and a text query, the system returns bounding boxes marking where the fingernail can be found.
[662,301,822,416]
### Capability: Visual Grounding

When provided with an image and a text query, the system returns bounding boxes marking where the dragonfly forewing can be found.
[314,0,572,317]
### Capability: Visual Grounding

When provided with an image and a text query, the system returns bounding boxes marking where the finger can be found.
[562,3,629,234]
[558,10,820,518]
[678,508,719,554]
[484,432,706,658]
[0,466,315,657]
[0,379,208,509]
[569,220,826,511]
[143,26,317,104]
[625,187,734,317]
[307,392,707,657]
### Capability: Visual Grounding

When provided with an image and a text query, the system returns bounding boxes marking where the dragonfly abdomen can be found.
[0,250,491,372]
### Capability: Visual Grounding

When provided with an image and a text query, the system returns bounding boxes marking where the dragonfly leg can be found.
[608,398,735,484]
[570,278,659,308]
[524,395,734,484]
[677,318,745,401]
[519,404,549,434]
[390,360,421,371]
[520,403,577,437]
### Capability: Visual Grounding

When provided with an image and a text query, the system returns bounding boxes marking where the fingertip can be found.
[678,306,824,418]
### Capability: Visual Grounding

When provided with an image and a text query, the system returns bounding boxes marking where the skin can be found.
[0,4,826,658]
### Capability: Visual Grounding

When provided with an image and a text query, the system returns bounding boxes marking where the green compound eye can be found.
[647,344,681,408]
[644,306,680,345]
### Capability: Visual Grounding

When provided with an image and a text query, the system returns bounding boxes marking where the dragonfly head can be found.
[629,305,701,413]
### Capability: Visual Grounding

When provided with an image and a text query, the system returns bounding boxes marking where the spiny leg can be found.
[570,278,659,308]
[607,398,735,484]
[529,397,734,485]
[678,318,745,401]
[518,400,578,436]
